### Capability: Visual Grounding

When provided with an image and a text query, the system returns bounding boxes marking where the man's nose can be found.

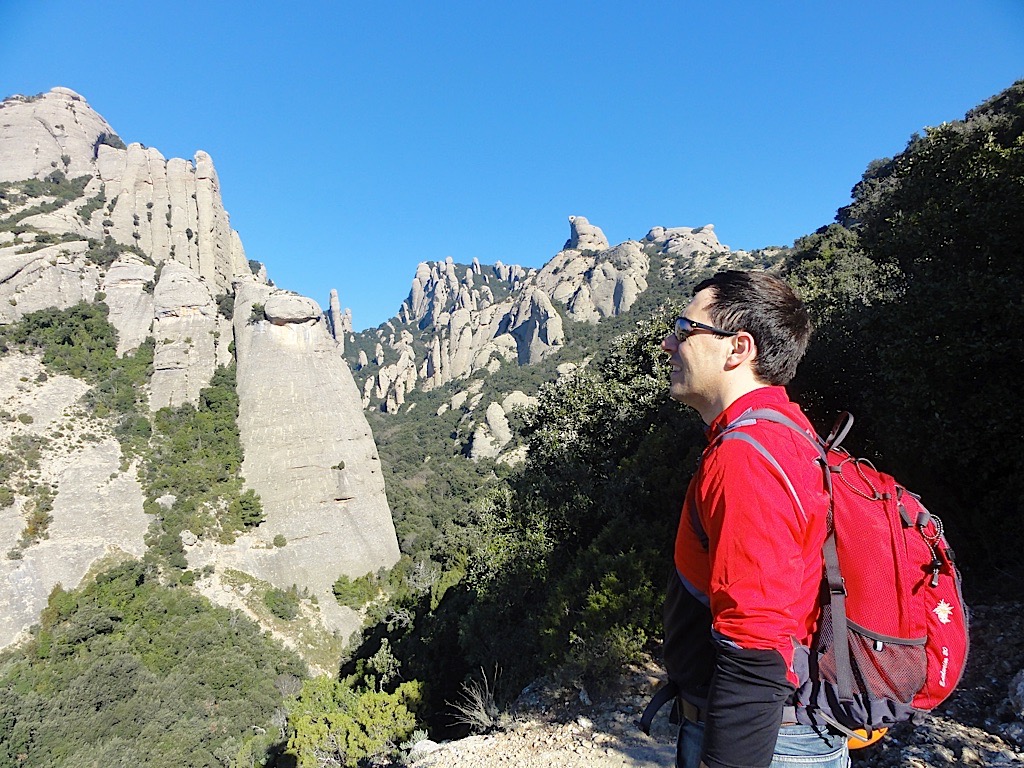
[661,333,678,353]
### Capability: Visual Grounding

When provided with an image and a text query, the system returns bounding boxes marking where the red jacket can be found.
[665,386,830,768]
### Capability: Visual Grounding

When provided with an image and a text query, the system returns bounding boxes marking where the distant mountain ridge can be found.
[344,215,777,460]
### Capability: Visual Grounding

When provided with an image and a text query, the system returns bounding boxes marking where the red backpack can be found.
[725,409,970,743]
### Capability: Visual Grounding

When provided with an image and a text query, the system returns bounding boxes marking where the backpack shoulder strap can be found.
[716,407,857,702]
[730,408,828,460]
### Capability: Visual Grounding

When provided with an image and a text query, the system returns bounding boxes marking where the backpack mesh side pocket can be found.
[817,608,927,704]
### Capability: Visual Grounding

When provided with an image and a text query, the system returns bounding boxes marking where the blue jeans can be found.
[676,718,850,768]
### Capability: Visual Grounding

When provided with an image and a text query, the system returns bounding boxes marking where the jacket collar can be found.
[705,386,792,442]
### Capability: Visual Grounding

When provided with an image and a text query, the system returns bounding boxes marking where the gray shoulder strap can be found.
[718,431,809,522]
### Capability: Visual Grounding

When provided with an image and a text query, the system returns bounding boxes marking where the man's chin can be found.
[667,384,689,404]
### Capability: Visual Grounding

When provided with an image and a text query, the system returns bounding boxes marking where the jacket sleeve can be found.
[697,438,811,768]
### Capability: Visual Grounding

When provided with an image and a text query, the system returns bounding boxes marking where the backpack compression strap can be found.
[638,680,679,735]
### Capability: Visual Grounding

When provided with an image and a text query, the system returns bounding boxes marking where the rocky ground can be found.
[408,602,1024,767]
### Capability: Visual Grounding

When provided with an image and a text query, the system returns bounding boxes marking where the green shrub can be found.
[143,364,254,554]
[229,488,264,528]
[284,677,422,768]
[95,132,126,151]
[21,487,54,543]
[333,572,381,609]
[265,586,301,620]
[76,187,106,221]
[0,560,305,766]
[215,292,234,320]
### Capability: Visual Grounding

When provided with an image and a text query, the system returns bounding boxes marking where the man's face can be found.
[661,288,732,413]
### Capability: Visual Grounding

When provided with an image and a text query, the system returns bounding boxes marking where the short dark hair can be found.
[694,271,812,385]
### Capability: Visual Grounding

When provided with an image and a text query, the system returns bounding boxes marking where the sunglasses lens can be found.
[674,318,691,340]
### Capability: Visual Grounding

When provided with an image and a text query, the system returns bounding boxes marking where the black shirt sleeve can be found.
[662,571,716,706]
[700,641,794,768]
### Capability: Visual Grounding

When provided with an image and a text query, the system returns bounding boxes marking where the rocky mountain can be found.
[0,88,399,660]
[346,214,774,462]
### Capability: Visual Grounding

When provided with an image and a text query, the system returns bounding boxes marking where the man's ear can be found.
[724,331,757,370]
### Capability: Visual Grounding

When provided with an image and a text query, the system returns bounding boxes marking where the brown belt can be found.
[678,699,799,727]
[679,698,705,724]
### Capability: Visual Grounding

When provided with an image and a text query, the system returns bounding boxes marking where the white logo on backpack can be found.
[933,599,954,624]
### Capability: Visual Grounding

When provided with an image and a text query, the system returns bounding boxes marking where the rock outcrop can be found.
[0,89,248,294]
[534,237,649,323]
[352,215,704,413]
[0,88,116,182]
[362,256,561,412]
[466,391,537,462]
[186,282,399,639]
[348,214,749,475]
[0,87,399,654]
[149,261,223,409]
[563,215,610,252]
[0,88,250,397]
[643,224,739,277]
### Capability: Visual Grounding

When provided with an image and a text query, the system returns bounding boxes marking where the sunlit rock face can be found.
[0,353,149,649]
[0,87,401,653]
[198,282,400,639]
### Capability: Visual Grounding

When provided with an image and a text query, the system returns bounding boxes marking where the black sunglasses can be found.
[674,316,739,342]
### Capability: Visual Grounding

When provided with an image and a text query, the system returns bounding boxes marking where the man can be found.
[659,271,848,768]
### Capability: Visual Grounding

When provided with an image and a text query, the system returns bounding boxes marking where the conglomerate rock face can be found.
[0,88,248,294]
[186,281,400,639]
[0,87,400,651]
[357,215,737,417]
[0,354,149,649]
[352,214,750,466]
[0,87,248,396]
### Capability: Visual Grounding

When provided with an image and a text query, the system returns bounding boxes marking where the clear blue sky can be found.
[2,2,1021,330]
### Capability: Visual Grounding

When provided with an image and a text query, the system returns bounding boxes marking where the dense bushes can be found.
[265,586,302,620]
[789,80,1024,592]
[333,572,382,608]
[0,560,305,767]
[283,676,422,767]
[144,364,264,554]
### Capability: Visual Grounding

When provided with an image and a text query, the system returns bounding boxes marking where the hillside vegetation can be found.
[340,79,1024,741]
